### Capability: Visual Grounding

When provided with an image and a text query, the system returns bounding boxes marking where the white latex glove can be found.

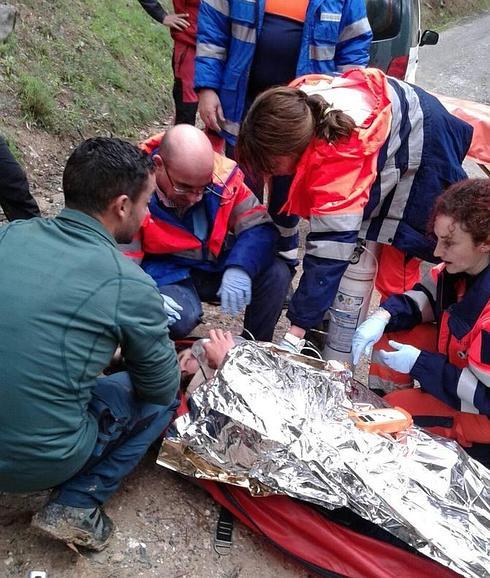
[277,332,305,353]
[161,294,183,326]
[378,340,421,374]
[351,308,391,365]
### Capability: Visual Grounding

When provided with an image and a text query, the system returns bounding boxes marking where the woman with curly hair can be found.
[353,179,490,466]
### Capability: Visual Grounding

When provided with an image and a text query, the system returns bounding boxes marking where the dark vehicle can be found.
[367,0,439,82]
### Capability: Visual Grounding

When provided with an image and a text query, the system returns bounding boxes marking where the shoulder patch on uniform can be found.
[481,330,490,365]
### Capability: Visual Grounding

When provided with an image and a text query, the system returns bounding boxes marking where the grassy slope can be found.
[0,0,173,139]
[422,0,490,30]
[1,0,489,150]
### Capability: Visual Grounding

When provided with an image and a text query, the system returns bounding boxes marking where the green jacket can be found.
[0,209,180,492]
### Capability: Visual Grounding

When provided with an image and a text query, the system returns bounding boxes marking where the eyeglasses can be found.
[163,164,235,203]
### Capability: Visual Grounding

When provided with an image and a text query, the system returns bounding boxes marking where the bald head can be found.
[154,125,215,209]
[159,124,214,180]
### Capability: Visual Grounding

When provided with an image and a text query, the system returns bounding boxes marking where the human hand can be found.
[163,13,190,31]
[203,329,236,369]
[161,293,183,326]
[351,308,391,365]
[218,267,252,316]
[277,332,305,353]
[378,340,421,374]
[198,89,225,132]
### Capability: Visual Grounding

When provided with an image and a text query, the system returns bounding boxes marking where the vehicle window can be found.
[366,0,402,40]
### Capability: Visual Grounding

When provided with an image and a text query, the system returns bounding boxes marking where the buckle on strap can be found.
[213,507,234,556]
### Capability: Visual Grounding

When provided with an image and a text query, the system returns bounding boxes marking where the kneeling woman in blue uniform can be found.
[353,179,490,467]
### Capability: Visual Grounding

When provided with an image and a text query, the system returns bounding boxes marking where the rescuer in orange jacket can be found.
[352,180,490,467]
[124,125,291,342]
[236,68,472,353]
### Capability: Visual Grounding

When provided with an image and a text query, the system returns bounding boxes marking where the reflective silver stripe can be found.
[306,239,356,260]
[278,248,299,260]
[275,223,298,237]
[320,12,341,22]
[203,0,229,17]
[419,269,437,300]
[230,194,258,219]
[236,211,272,234]
[231,23,256,43]
[222,118,240,136]
[338,17,371,42]
[310,213,363,233]
[404,290,434,323]
[196,42,227,60]
[309,44,336,61]
[377,82,424,244]
[360,85,402,235]
[337,64,361,72]
[470,361,490,388]
[457,368,479,414]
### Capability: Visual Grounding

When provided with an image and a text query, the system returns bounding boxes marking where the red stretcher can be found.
[434,93,490,175]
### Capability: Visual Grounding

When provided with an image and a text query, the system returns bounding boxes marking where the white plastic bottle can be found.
[322,241,380,364]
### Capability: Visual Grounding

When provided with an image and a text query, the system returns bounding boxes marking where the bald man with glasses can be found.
[124,124,291,342]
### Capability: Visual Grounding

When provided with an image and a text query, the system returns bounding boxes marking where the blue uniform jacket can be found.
[195,0,372,144]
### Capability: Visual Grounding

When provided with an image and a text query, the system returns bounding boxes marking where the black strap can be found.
[214,506,234,555]
[413,415,454,428]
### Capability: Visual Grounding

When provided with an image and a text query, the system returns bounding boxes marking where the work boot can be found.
[31,502,114,551]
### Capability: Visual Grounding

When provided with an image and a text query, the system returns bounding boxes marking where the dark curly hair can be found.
[430,179,490,245]
[63,137,154,215]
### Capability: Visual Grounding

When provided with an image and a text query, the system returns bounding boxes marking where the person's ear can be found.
[480,240,490,254]
[153,154,163,169]
[110,194,131,219]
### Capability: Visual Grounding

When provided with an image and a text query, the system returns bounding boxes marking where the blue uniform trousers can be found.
[160,258,291,341]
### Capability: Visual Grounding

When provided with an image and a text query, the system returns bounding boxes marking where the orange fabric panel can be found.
[283,69,392,219]
[139,132,165,155]
[265,0,308,22]
[143,215,203,254]
[385,389,490,446]
[376,245,421,301]
[433,92,490,166]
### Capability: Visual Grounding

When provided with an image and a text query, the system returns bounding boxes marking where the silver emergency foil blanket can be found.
[158,342,490,578]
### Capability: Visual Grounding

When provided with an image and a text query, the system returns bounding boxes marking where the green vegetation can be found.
[1,0,488,145]
[0,0,174,136]
[423,0,490,31]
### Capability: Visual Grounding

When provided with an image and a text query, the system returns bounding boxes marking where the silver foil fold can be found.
[158,342,490,578]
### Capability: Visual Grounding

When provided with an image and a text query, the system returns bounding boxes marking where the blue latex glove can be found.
[378,340,421,374]
[218,267,252,316]
[160,294,183,326]
[278,332,305,353]
[352,309,391,365]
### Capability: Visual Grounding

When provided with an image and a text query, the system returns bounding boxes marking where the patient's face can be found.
[178,349,200,377]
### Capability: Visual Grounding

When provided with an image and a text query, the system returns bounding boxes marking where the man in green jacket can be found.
[0,137,180,551]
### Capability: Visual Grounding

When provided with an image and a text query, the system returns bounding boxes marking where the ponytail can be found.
[236,86,356,176]
[305,93,356,143]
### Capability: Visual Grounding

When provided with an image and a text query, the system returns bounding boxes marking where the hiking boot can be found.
[31,502,114,551]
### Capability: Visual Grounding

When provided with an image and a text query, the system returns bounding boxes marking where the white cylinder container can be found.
[322,241,380,364]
